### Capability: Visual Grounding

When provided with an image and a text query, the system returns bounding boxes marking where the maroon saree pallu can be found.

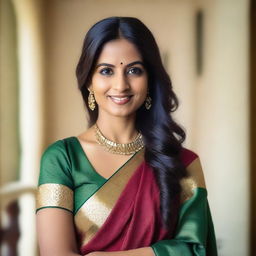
[75,159,169,255]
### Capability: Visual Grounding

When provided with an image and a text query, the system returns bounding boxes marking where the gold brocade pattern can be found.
[36,184,73,212]
[74,149,145,247]
[180,157,206,202]
[180,177,198,202]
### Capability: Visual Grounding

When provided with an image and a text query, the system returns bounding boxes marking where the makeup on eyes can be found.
[98,67,144,76]
[96,61,145,76]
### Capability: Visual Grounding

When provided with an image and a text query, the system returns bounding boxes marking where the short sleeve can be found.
[180,147,199,167]
[180,151,207,203]
[36,140,74,213]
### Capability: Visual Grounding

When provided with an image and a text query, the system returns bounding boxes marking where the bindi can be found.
[120,62,123,65]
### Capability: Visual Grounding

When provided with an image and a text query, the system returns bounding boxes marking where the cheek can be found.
[91,77,110,93]
[135,77,148,95]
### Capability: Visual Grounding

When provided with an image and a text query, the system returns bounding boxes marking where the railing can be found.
[0,182,37,256]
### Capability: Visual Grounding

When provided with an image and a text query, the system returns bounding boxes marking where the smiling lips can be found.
[108,95,133,105]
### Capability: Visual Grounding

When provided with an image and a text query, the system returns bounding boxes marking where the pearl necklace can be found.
[94,124,144,155]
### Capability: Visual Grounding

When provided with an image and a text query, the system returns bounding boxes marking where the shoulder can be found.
[41,137,75,161]
[179,147,199,167]
[39,138,75,188]
[42,139,65,156]
[179,147,206,201]
[41,140,67,167]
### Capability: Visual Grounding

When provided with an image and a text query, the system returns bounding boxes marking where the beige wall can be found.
[195,1,249,255]
[42,0,250,255]
[0,0,19,185]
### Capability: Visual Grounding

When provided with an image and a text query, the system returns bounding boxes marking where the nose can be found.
[112,72,130,92]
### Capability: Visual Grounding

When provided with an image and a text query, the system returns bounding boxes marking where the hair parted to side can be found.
[76,16,188,235]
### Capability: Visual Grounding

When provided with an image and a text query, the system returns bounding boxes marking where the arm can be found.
[36,140,80,255]
[37,208,81,256]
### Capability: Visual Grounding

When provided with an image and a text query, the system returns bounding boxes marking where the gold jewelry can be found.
[145,95,152,110]
[88,90,96,111]
[94,124,144,155]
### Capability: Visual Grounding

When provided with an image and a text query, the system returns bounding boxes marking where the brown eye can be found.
[127,67,143,75]
[99,67,113,76]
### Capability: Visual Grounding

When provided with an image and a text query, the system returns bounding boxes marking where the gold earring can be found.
[88,90,96,111]
[145,94,152,110]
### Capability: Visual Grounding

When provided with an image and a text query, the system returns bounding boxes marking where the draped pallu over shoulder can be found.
[76,146,218,256]
[76,148,168,255]
[74,148,145,250]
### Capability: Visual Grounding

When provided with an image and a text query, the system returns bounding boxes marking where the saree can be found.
[36,137,218,256]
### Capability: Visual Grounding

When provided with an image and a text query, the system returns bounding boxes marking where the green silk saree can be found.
[36,137,218,255]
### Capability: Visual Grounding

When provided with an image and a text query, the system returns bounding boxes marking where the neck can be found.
[95,112,138,144]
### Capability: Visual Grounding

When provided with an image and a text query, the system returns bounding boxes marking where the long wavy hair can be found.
[76,16,188,234]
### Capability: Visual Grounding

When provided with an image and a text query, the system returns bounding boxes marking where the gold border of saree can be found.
[74,148,145,246]
[36,183,74,212]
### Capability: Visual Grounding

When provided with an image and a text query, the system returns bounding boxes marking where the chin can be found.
[110,111,136,118]
[102,108,136,118]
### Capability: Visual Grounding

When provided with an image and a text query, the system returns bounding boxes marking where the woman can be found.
[36,17,218,256]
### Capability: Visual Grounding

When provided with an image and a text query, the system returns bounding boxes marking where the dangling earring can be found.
[88,90,96,111]
[145,93,152,110]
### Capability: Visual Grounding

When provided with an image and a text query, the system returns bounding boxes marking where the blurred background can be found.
[0,0,254,255]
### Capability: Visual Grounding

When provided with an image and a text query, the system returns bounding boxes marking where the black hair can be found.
[76,16,188,234]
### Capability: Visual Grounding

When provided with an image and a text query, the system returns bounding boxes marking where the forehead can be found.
[97,38,142,64]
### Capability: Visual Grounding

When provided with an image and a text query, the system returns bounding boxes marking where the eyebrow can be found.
[95,61,144,69]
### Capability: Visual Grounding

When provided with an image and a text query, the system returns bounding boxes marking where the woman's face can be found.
[89,38,148,119]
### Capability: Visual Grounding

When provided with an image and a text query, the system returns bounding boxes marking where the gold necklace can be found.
[94,124,144,155]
